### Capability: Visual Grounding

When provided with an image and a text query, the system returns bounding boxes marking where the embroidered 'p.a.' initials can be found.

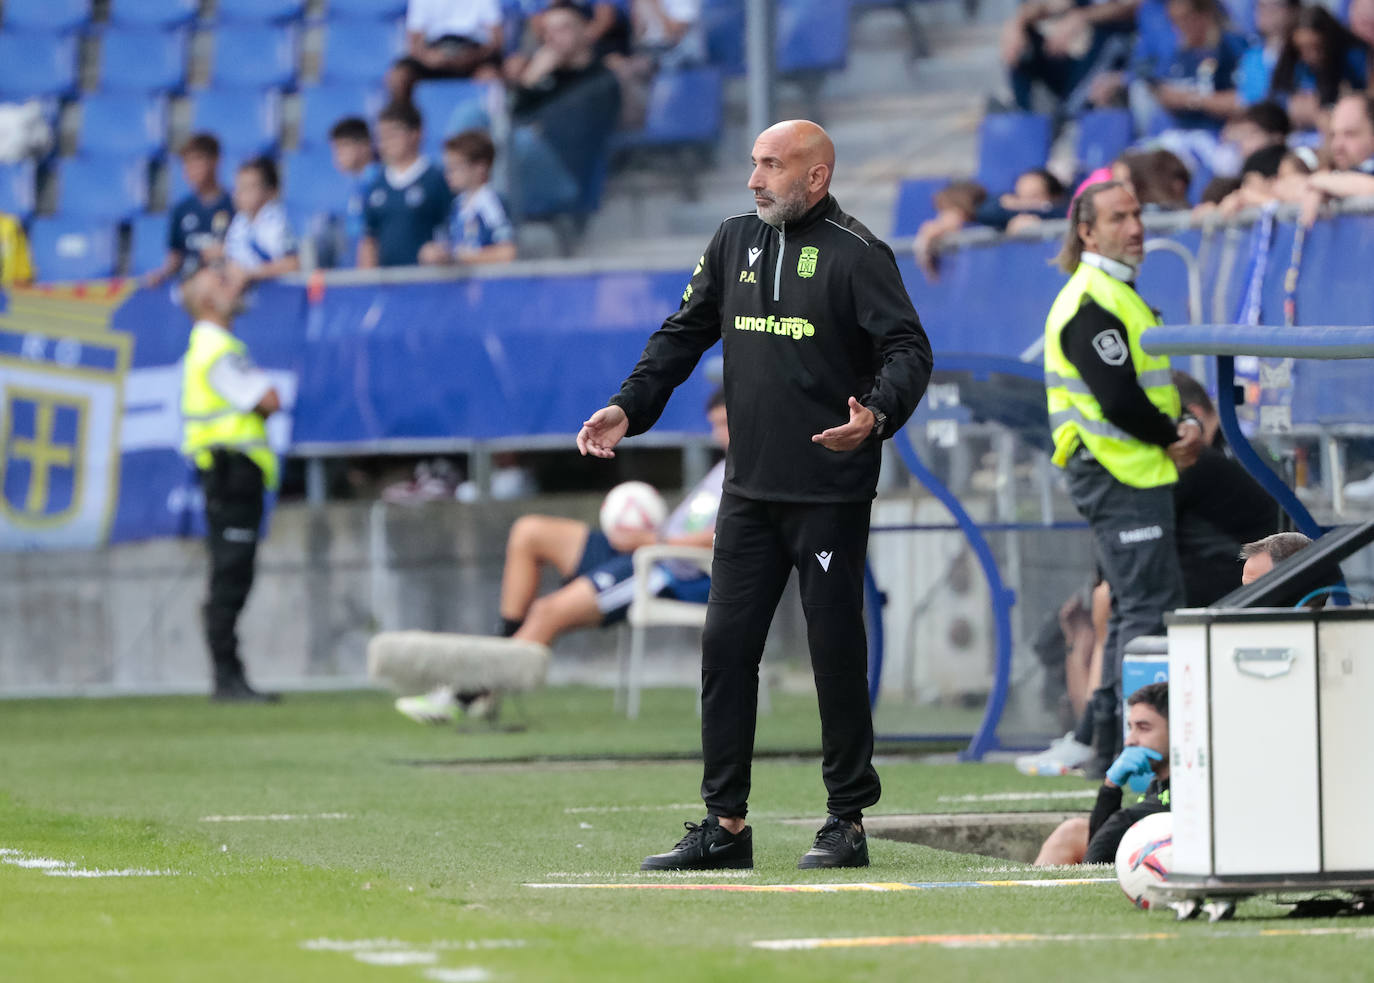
[815,550,833,572]
[739,270,757,283]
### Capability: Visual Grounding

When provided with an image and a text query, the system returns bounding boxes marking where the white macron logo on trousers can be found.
[815,550,833,572]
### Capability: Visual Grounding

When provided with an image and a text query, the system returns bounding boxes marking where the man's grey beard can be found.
[755,184,809,227]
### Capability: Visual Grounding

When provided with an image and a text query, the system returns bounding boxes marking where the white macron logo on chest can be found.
[815,550,833,572]
[747,246,763,267]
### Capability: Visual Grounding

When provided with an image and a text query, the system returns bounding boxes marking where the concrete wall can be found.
[0,493,807,698]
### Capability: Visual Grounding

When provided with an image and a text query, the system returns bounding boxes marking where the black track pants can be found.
[699,492,880,822]
[199,450,265,686]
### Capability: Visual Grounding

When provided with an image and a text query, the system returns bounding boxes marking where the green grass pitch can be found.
[1,688,1369,981]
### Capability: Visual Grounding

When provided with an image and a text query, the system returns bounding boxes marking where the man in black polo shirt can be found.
[147,133,234,285]
[578,119,932,871]
[357,102,453,268]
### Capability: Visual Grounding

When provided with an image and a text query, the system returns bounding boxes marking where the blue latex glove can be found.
[1106,746,1163,793]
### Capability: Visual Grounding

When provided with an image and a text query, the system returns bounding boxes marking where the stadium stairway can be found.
[576,0,1017,263]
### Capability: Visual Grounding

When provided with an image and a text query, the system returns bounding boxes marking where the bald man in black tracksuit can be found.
[578,120,932,871]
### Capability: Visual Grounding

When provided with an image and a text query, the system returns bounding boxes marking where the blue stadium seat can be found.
[319,17,405,84]
[57,155,150,221]
[976,112,1052,196]
[0,161,37,218]
[108,0,198,27]
[1,0,90,32]
[777,0,850,74]
[0,33,79,100]
[216,0,307,22]
[99,26,188,92]
[891,177,948,238]
[189,87,281,159]
[211,24,299,88]
[28,216,119,281]
[702,0,744,74]
[128,212,170,276]
[413,79,499,152]
[297,82,385,149]
[617,67,723,149]
[282,146,354,216]
[325,0,406,19]
[77,93,167,157]
[1076,109,1134,175]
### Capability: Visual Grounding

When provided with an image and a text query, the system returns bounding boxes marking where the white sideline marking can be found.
[46,868,176,878]
[200,813,352,823]
[563,803,701,815]
[936,791,1099,804]
[353,951,438,966]
[752,926,1374,950]
[4,856,70,869]
[425,970,493,983]
[301,939,527,952]
[524,878,1115,893]
[541,870,755,879]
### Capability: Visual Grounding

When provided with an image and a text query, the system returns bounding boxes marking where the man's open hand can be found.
[811,397,875,452]
[577,405,629,458]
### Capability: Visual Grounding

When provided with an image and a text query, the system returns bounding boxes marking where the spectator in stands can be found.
[974,167,1068,232]
[1298,92,1374,224]
[1034,681,1170,865]
[329,117,379,252]
[418,130,517,266]
[1119,147,1192,208]
[1170,371,1279,604]
[1216,100,1290,176]
[148,133,233,286]
[912,179,987,281]
[1351,0,1374,51]
[1237,0,1300,106]
[510,1,622,214]
[514,0,631,66]
[1211,143,1288,214]
[357,102,454,268]
[630,0,704,67]
[1268,6,1368,130]
[999,0,1141,119]
[394,388,728,725]
[388,0,505,102]
[204,157,300,284]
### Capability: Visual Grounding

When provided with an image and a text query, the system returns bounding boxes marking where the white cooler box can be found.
[1166,607,1374,897]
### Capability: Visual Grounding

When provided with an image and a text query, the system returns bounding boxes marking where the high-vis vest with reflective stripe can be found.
[1044,262,1180,489]
[181,323,279,490]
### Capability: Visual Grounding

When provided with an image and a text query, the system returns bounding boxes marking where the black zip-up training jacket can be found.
[609,195,933,503]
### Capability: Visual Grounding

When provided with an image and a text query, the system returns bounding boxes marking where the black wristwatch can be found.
[866,404,887,439]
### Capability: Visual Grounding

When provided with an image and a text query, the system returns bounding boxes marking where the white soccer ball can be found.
[1115,811,1174,910]
[599,481,667,539]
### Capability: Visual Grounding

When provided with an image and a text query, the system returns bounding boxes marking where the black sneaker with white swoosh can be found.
[798,815,869,869]
[640,816,753,870]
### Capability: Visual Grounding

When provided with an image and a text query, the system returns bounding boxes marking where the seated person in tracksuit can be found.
[395,388,726,724]
[1035,681,1171,865]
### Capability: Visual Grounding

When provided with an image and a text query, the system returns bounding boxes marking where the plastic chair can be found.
[617,66,723,149]
[0,33,78,100]
[107,0,198,26]
[128,211,170,276]
[210,24,299,88]
[98,26,188,92]
[777,0,850,75]
[215,0,306,22]
[413,79,499,152]
[702,0,744,74]
[1076,108,1134,175]
[614,545,711,719]
[324,0,406,19]
[976,111,1053,195]
[891,176,947,238]
[1,0,91,33]
[282,146,354,215]
[28,216,119,281]
[297,81,384,149]
[0,161,37,218]
[318,17,405,85]
[188,87,282,159]
[56,155,149,221]
[76,92,168,157]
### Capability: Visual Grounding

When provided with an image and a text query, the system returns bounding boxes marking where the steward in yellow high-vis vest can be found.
[1035,181,1202,779]
[180,268,283,703]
